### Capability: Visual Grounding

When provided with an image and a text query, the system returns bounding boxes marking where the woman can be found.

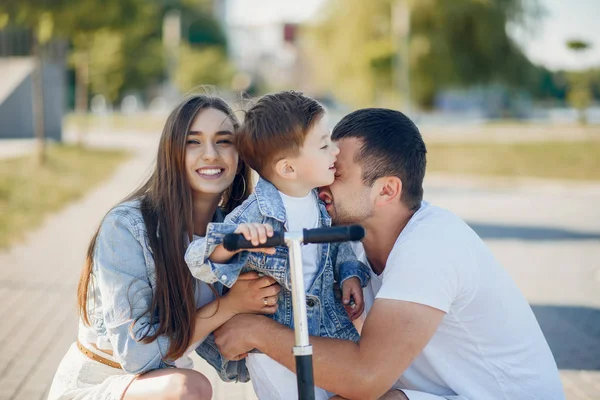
[48,95,280,400]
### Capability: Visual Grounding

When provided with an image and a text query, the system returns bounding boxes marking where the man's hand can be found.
[214,314,271,360]
[342,277,364,320]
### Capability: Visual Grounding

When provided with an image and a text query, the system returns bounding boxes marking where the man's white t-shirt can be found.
[352,201,564,400]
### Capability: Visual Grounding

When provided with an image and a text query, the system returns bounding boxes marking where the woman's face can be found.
[185,107,239,198]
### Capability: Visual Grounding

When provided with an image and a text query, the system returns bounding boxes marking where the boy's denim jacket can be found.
[87,199,248,382]
[185,178,371,344]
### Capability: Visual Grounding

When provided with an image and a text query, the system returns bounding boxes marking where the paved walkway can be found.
[0,132,598,399]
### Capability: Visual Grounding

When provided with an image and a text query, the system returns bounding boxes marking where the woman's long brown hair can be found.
[77,95,252,360]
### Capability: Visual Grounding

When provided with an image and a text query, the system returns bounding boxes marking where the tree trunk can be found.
[31,35,46,165]
[578,107,588,125]
[75,49,90,147]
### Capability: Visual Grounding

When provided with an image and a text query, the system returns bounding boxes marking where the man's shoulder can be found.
[390,202,483,265]
[406,202,471,240]
[415,201,460,222]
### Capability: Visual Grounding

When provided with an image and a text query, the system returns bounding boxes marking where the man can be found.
[213,109,565,400]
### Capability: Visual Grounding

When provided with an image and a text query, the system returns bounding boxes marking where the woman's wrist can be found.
[219,294,240,318]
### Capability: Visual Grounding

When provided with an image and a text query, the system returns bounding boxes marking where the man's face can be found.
[319,138,374,225]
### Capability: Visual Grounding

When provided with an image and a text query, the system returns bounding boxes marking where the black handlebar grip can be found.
[303,225,364,244]
[222,231,285,251]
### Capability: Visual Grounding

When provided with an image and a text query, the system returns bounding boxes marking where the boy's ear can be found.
[275,158,297,180]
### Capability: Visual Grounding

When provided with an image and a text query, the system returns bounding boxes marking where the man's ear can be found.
[274,158,297,180]
[374,176,402,206]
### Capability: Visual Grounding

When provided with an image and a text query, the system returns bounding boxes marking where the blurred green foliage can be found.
[304,0,564,109]
[175,44,235,93]
[0,0,234,106]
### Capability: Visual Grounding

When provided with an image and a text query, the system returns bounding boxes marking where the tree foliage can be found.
[0,0,233,105]
[304,0,544,109]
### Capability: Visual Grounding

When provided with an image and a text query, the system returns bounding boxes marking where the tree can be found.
[303,0,543,109]
[80,0,231,103]
[174,44,234,93]
[566,39,593,125]
[2,0,234,146]
[0,1,67,163]
[0,0,150,151]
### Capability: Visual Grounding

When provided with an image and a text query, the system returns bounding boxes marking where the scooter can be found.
[223,225,365,400]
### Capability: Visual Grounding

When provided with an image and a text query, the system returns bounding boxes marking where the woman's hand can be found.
[222,272,281,315]
[193,272,280,344]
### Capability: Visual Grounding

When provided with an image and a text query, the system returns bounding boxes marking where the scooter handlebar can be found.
[222,225,364,251]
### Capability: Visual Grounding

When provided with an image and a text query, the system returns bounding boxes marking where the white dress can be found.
[47,280,215,400]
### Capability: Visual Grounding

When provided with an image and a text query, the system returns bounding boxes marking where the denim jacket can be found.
[86,199,248,382]
[185,178,370,342]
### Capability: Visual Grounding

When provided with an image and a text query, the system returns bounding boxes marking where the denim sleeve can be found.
[184,211,252,288]
[333,241,370,287]
[94,211,172,374]
[196,333,250,383]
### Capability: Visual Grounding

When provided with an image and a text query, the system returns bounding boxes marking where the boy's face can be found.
[289,116,340,189]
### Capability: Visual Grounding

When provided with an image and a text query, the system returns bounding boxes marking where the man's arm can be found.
[214,298,445,400]
[330,389,409,400]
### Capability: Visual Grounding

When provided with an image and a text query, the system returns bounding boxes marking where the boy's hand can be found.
[235,223,275,248]
[342,277,364,321]
[209,223,276,263]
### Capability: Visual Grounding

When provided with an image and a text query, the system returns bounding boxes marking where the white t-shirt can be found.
[174,279,216,368]
[352,201,564,400]
[279,190,321,289]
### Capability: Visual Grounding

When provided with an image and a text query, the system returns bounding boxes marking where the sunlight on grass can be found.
[427,141,600,181]
[0,145,129,248]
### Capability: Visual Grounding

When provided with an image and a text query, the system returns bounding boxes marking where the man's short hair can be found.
[236,90,324,176]
[332,108,427,211]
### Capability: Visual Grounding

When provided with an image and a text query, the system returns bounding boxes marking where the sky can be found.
[226,0,600,72]
[512,0,600,71]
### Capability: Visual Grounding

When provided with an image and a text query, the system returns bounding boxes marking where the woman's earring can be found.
[232,174,246,201]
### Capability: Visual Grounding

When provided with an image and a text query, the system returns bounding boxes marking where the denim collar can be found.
[253,177,332,227]
[254,177,287,223]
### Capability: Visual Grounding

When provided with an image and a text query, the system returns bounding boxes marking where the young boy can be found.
[185,91,370,399]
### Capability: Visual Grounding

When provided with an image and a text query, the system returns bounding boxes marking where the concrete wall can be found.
[0,59,65,141]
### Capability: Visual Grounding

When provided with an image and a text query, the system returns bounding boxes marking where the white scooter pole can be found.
[224,225,365,400]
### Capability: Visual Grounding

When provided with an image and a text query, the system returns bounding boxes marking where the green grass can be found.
[427,141,600,181]
[0,144,129,248]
